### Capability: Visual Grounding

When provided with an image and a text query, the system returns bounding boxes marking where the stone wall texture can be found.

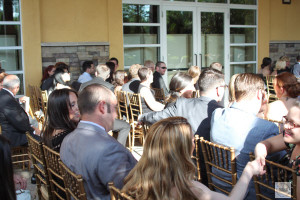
[41,44,109,82]
[269,42,300,66]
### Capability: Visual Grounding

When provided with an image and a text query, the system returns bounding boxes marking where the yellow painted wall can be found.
[21,0,124,93]
[39,0,124,67]
[21,0,42,93]
[258,0,300,69]
[258,0,270,69]
[269,1,300,40]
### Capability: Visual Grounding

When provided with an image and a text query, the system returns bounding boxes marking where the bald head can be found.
[78,84,115,115]
[3,75,20,95]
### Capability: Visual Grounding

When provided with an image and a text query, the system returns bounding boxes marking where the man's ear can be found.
[98,101,106,114]
[257,90,262,100]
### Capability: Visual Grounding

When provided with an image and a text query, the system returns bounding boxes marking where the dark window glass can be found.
[230,0,256,5]
[123,4,159,23]
[230,9,256,25]
[0,0,20,21]
[0,25,21,46]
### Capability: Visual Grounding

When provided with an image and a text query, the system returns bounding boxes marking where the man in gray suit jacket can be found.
[79,64,130,147]
[139,68,225,186]
[60,84,137,200]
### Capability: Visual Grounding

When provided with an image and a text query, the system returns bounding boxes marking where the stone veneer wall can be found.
[41,42,109,82]
[269,41,300,65]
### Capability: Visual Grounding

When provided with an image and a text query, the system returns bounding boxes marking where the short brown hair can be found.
[187,66,201,78]
[275,72,300,98]
[234,73,264,101]
[129,64,142,78]
[138,67,151,82]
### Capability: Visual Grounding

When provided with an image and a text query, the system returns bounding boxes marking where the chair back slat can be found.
[43,145,66,199]
[152,88,165,104]
[191,135,201,182]
[59,160,87,200]
[11,146,30,170]
[116,91,129,122]
[200,137,237,195]
[127,92,145,150]
[192,90,200,98]
[26,133,52,200]
[249,152,297,200]
[266,75,278,103]
[108,182,134,200]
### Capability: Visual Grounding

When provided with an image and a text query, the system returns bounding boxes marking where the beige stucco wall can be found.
[258,0,300,68]
[21,0,123,92]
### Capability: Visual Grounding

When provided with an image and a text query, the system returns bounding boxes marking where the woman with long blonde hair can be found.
[122,117,264,200]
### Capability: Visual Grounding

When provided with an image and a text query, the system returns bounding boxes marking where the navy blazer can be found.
[0,89,33,146]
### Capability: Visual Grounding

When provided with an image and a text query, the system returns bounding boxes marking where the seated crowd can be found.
[0,55,299,200]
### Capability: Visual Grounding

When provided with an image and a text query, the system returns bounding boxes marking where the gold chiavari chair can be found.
[27,133,52,200]
[127,92,145,151]
[192,90,200,98]
[108,182,134,200]
[249,152,297,200]
[191,135,201,182]
[59,160,87,200]
[200,137,237,194]
[266,75,278,103]
[43,145,66,200]
[11,146,30,170]
[152,88,166,104]
[116,90,129,122]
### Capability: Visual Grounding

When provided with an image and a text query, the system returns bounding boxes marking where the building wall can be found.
[21,0,123,91]
[258,0,300,68]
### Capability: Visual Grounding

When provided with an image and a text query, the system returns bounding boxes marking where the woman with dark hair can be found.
[105,61,116,83]
[266,72,300,122]
[258,57,272,77]
[53,62,71,90]
[165,72,195,108]
[0,135,16,200]
[42,88,80,152]
[122,117,264,200]
[41,65,56,91]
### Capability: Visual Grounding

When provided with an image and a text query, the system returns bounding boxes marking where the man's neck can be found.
[2,88,14,97]
[234,100,260,115]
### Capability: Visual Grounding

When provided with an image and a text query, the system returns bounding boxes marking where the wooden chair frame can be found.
[43,145,66,200]
[26,133,52,200]
[265,75,278,103]
[249,152,297,200]
[200,137,237,194]
[191,135,201,182]
[59,160,87,200]
[152,88,166,104]
[11,146,30,170]
[192,90,200,98]
[127,92,145,151]
[116,91,129,123]
[108,182,134,200]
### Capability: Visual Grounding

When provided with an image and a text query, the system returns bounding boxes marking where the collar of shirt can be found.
[2,88,14,97]
[80,120,105,131]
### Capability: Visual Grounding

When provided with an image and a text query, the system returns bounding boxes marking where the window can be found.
[123,4,161,68]
[230,8,257,76]
[0,0,24,94]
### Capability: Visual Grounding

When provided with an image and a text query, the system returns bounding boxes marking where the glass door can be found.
[162,7,197,83]
[199,11,226,70]
[162,6,228,85]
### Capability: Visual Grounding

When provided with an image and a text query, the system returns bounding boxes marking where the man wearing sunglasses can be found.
[152,61,169,96]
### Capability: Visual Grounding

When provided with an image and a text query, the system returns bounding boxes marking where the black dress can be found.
[51,130,71,152]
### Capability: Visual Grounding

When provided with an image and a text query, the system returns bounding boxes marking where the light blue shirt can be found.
[210,102,285,199]
[293,62,300,78]
[78,72,93,83]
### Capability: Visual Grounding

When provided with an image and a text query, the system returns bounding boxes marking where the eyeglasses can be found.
[160,67,167,70]
[282,116,300,129]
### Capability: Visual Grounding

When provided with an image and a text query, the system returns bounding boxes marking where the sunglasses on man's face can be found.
[160,67,167,70]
